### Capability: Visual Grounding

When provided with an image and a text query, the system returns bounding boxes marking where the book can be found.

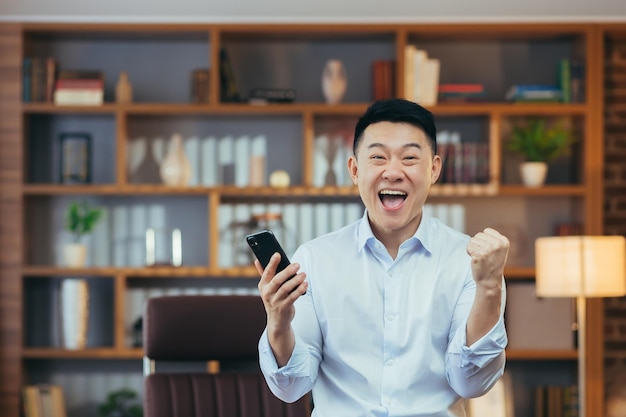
[559,59,571,103]
[22,58,31,102]
[372,60,395,100]
[54,89,103,105]
[506,85,562,102]
[55,78,104,89]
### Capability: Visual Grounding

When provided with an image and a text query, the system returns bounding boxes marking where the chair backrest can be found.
[143,295,311,417]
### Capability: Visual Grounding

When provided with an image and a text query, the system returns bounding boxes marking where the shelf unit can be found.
[0,22,607,417]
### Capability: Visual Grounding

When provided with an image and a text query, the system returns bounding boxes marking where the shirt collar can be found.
[355,209,434,255]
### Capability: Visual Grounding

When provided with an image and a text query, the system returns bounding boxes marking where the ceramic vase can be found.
[160,134,192,186]
[322,59,347,104]
[63,243,87,268]
[115,71,132,103]
[520,161,548,187]
[60,278,89,350]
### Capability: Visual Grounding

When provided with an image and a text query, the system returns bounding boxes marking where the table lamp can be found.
[535,235,626,417]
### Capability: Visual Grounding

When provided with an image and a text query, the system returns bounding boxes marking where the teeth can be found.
[379,190,407,196]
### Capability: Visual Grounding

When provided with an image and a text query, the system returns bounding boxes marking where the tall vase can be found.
[60,278,89,350]
[115,71,133,103]
[160,133,192,186]
[322,59,347,104]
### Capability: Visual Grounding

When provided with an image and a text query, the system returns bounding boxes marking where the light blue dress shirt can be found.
[259,212,507,417]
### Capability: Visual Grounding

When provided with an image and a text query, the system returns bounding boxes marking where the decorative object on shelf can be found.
[606,363,626,417]
[63,200,103,268]
[315,135,342,186]
[269,170,290,188]
[60,278,89,349]
[322,59,347,104]
[59,132,92,184]
[219,48,240,102]
[159,133,192,186]
[115,71,133,103]
[226,212,298,266]
[507,118,576,187]
[191,68,209,103]
[248,88,296,104]
[145,227,182,267]
[131,316,143,348]
[536,235,626,417]
[492,223,529,266]
[98,388,143,417]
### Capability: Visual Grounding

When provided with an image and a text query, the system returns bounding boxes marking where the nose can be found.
[382,159,404,181]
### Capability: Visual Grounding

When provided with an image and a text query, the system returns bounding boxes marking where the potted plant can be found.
[64,200,103,267]
[98,388,143,417]
[507,118,576,187]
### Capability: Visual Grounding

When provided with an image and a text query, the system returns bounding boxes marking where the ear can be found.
[348,155,358,185]
[431,155,442,185]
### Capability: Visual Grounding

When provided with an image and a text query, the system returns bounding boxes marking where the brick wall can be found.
[604,40,626,401]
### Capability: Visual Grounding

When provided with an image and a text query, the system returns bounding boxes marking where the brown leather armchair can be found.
[143,295,311,417]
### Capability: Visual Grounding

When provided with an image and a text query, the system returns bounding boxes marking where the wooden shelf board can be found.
[21,102,587,117]
[22,348,143,359]
[22,266,215,277]
[506,349,578,360]
[21,347,577,361]
[498,185,586,196]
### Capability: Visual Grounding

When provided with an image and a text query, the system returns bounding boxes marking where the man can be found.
[255,98,509,416]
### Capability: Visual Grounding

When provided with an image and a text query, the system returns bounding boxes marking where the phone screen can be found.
[246,229,291,273]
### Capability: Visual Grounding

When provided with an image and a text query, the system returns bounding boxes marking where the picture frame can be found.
[59,132,92,184]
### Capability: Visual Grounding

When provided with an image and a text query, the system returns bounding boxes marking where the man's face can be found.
[348,121,441,241]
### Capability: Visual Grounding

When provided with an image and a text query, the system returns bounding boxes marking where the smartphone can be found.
[245,229,292,274]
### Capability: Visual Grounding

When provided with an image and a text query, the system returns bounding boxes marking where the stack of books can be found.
[437,84,485,103]
[54,70,104,106]
[506,85,562,103]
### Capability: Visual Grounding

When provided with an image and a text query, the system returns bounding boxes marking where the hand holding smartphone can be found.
[245,229,291,274]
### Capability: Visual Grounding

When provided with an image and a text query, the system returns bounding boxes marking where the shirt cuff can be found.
[258,328,311,385]
[452,316,508,375]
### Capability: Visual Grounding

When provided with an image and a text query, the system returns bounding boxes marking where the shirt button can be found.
[386,359,394,366]
[386,314,395,321]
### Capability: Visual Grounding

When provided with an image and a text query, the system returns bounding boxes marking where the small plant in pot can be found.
[98,388,143,417]
[507,117,576,187]
[64,200,103,268]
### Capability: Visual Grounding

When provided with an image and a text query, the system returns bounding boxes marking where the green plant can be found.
[65,200,103,243]
[98,388,143,417]
[507,118,576,163]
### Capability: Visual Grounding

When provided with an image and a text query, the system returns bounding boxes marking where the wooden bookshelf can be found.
[0,21,611,417]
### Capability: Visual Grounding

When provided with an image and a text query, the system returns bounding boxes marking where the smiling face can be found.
[348,121,441,247]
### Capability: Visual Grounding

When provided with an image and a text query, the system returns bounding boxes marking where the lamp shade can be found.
[535,235,626,298]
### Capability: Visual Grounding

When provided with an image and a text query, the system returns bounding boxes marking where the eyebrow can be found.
[367,142,423,150]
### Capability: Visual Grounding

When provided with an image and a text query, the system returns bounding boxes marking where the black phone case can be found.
[246,229,291,273]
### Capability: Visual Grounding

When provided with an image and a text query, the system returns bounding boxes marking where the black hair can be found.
[353,98,437,156]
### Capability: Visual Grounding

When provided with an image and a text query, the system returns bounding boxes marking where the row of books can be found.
[23,57,104,105]
[535,385,579,417]
[23,385,67,417]
[404,45,440,106]
[438,132,490,185]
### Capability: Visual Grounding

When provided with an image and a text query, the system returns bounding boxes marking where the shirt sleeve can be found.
[258,328,317,403]
[445,275,508,399]
[257,245,322,403]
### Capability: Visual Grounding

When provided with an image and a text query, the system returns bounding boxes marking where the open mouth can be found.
[379,190,407,209]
